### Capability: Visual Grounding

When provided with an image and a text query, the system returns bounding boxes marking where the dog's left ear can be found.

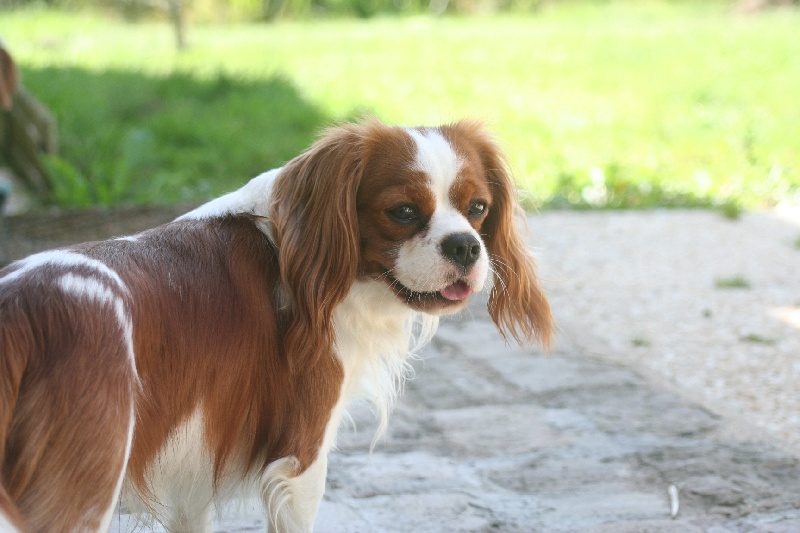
[271,124,366,367]
[448,122,554,349]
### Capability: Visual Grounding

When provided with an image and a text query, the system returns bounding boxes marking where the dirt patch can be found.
[1,204,194,267]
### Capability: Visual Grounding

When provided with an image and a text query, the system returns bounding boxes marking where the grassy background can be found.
[1,2,799,210]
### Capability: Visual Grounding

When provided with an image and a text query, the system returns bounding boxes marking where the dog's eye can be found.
[387,205,419,224]
[468,201,487,218]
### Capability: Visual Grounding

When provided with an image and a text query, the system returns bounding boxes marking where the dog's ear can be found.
[270,124,366,366]
[450,122,554,349]
[0,45,18,111]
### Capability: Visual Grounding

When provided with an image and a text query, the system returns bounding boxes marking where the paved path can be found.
[313,301,800,533]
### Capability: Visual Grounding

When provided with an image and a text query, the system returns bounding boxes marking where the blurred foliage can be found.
[19,66,328,207]
[0,2,798,210]
[0,0,742,20]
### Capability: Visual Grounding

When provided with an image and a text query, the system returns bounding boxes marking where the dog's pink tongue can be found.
[439,281,471,301]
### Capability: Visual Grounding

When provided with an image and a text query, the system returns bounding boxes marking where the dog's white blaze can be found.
[406,128,462,209]
[0,250,127,291]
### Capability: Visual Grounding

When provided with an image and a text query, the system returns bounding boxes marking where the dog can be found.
[0,119,553,532]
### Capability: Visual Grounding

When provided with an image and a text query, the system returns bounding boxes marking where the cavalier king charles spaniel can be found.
[0,120,553,532]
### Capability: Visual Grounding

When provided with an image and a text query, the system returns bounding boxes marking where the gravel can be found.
[528,207,800,453]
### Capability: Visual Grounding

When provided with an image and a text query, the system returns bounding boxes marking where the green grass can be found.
[34,69,326,206]
[715,275,752,289]
[741,333,776,344]
[1,3,799,208]
[631,336,650,348]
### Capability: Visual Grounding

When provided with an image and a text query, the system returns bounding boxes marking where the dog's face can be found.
[272,120,553,356]
[356,126,493,314]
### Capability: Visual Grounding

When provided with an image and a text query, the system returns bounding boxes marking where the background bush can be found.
[1,1,798,210]
[0,0,751,21]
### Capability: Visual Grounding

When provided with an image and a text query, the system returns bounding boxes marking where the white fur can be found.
[405,128,462,205]
[57,273,127,328]
[0,250,127,291]
[97,403,135,533]
[178,170,280,225]
[0,512,20,533]
[128,407,217,533]
[334,280,436,439]
[261,457,303,531]
[56,272,138,381]
[58,272,120,305]
[260,455,327,533]
[393,208,490,293]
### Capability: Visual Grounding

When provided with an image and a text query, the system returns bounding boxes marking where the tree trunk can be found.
[165,0,188,50]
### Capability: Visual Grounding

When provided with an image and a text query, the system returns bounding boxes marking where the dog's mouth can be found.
[383,272,472,310]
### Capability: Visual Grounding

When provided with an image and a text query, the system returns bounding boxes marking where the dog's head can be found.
[271,120,553,360]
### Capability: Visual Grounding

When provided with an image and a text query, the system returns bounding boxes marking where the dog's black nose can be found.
[441,233,481,269]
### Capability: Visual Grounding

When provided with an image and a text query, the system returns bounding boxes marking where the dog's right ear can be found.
[0,45,19,111]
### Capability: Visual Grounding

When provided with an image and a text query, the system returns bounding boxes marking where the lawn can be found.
[1,2,798,209]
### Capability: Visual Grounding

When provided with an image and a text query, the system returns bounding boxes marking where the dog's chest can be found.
[332,282,418,404]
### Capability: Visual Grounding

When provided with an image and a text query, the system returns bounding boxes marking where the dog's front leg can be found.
[260,453,328,533]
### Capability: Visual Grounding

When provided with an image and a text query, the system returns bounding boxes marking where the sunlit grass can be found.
[715,275,752,289]
[1,3,798,208]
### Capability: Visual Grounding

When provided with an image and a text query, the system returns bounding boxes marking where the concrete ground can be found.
[312,308,800,532]
[4,207,800,532]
